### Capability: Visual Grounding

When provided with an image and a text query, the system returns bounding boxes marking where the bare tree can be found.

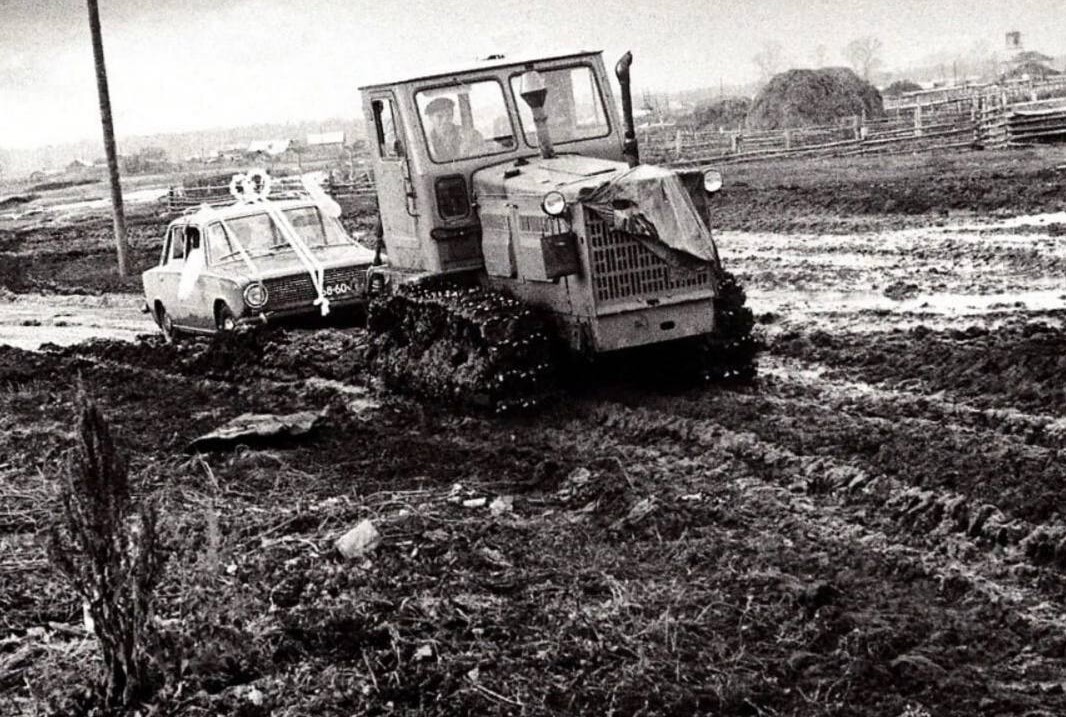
[844,36,884,81]
[753,41,786,83]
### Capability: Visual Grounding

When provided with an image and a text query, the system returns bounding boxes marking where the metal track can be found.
[367,286,556,412]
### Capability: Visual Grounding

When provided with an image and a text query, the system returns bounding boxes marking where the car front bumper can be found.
[238,295,367,326]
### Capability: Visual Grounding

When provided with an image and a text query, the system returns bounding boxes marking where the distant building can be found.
[217,146,245,162]
[306,131,345,147]
[1002,31,1056,78]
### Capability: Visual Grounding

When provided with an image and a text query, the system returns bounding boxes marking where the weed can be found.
[48,383,164,709]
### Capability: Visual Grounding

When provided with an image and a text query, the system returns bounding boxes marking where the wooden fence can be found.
[644,91,1066,167]
[166,172,375,213]
[883,75,1066,111]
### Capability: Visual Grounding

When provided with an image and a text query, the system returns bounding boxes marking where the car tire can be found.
[216,303,237,332]
[156,304,177,343]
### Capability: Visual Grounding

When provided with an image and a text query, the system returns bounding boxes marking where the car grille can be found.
[262,266,367,310]
[586,211,713,304]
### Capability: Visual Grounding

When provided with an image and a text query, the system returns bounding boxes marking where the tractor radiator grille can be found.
[263,266,367,309]
[586,212,712,304]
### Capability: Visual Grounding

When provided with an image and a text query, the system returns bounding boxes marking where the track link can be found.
[367,286,556,412]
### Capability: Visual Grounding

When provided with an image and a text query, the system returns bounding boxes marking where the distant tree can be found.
[845,36,884,81]
[753,41,786,84]
[678,97,752,131]
[120,147,170,175]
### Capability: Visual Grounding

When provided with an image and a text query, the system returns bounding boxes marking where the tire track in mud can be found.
[604,374,1066,563]
[769,321,1066,415]
[567,398,1066,699]
[760,355,1066,450]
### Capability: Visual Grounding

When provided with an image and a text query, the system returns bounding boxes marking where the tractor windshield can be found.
[416,80,516,163]
[510,65,610,148]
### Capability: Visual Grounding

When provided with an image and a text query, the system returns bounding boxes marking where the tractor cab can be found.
[359,50,741,360]
[359,51,626,276]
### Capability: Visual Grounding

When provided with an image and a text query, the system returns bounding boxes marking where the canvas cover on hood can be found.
[580,164,719,269]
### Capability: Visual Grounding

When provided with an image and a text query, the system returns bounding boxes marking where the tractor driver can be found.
[425,96,485,161]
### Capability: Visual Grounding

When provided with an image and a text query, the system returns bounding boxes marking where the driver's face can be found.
[429,110,452,130]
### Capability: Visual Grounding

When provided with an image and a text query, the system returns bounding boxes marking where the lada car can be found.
[143,196,376,339]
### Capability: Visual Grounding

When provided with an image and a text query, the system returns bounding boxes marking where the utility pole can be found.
[86,0,129,276]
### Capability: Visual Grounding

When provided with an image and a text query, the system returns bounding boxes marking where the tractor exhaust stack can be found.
[615,51,640,168]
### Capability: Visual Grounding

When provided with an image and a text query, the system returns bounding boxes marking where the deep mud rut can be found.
[2,204,1066,714]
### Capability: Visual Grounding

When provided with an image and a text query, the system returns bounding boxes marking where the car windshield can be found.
[216,206,353,260]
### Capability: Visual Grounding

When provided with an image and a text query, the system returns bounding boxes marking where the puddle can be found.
[45,187,168,214]
[0,294,153,350]
[971,211,1066,230]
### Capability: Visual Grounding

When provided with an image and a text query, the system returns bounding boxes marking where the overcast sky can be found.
[1,0,1062,149]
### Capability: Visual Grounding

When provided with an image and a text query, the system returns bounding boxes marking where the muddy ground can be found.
[1,148,1066,715]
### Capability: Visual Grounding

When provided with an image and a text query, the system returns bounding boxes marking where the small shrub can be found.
[49,384,164,708]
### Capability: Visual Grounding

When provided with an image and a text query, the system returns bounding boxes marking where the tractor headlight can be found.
[541,191,567,216]
[703,169,723,193]
[243,282,268,308]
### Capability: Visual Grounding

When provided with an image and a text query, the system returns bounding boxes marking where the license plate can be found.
[323,281,356,298]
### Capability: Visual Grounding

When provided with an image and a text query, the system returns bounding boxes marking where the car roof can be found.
[173,198,320,226]
[359,50,602,91]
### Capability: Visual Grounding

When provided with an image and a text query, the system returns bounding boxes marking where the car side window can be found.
[185,226,202,254]
[168,227,186,264]
[206,222,235,263]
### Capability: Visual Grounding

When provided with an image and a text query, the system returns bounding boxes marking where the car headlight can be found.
[541,191,567,216]
[703,169,723,193]
[243,282,268,308]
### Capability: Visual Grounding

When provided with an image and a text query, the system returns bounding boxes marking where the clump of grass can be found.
[49,383,164,709]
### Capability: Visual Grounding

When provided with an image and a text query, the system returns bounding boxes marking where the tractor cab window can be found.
[416,80,515,163]
[510,65,609,147]
[372,98,403,159]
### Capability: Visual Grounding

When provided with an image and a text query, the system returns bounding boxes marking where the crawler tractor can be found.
[359,50,757,408]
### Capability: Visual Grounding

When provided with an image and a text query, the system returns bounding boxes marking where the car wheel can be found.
[216,304,237,332]
[156,304,177,343]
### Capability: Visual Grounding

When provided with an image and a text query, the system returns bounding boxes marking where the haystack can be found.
[746,67,885,130]
[1004,61,1060,80]
[883,79,923,97]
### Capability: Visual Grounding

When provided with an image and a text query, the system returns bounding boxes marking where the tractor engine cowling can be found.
[473,155,725,353]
